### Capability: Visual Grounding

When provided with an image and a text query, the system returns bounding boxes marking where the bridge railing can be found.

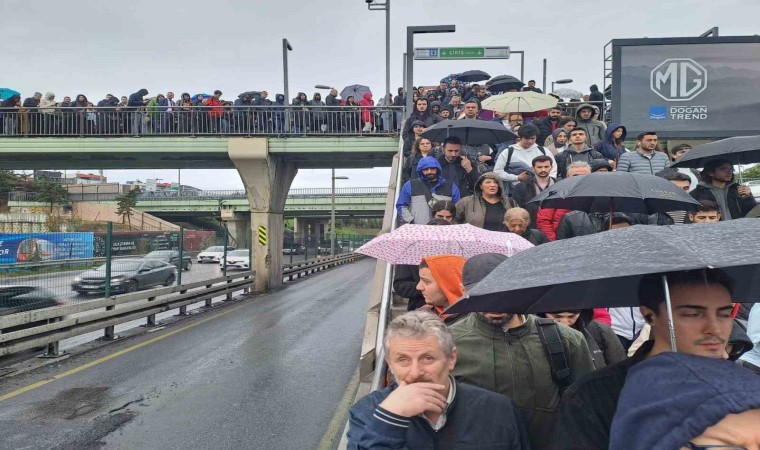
[0,105,404,137]
[9,187,390,203]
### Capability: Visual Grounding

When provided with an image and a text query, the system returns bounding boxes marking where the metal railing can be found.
[9,187,390,203]
[0,252,363,357]
[0,105,403,137]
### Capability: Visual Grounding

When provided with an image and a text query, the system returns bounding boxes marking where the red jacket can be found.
[536,207,570,241]
[360,92,374,123]
[203,97,224,117]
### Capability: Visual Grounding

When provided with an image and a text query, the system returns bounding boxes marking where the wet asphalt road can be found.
[0,258,374,450]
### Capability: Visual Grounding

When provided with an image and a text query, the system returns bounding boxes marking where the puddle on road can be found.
[23,386,111,420]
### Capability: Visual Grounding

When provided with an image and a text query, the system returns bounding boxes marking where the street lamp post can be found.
[331,169,349,257]
[366,0,391,102]
[283,38,293,132]
[405,25,456,114]
[551,78,573,93]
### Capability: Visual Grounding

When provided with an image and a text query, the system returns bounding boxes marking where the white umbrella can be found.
[481,91,558,113]
[552,88,583,100]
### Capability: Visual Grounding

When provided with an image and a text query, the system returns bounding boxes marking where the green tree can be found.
[740,164,760,179]
[115,188,141,229]
[0,170,20,209]
[33,178,69,213]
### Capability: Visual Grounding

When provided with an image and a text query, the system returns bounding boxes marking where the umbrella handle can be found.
[662,274,678,352]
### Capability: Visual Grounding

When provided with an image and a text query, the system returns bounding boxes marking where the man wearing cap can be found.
[451,254,594,450]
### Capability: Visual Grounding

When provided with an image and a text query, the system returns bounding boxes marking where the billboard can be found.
[0,232,94,264]
[93,231,180,257]
[612,36,760,138]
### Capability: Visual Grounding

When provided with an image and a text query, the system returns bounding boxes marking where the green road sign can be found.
[414,47,510,60]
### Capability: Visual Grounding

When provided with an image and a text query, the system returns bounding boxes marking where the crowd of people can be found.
[0,80,601,137]
[347,81,760,449]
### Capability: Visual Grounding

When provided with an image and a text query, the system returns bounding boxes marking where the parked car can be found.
[144,250,192,271]
[72,258,177,295]
[282,244,305,255]
[197,246,235,264]
[0,285,65,333]
[317,243,343,255]
[220,249,250,270]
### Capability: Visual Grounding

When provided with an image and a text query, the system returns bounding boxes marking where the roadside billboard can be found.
[0,232,94,264]
[93,231,180,257]
[612,36,760,138]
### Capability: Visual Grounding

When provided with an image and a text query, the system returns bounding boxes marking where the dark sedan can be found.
[0,285,64,333]
[144,250,193,271]
[72,258,177,295]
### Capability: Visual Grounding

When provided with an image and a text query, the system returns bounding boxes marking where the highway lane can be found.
[0,258,374,449]
[0,254,311,302]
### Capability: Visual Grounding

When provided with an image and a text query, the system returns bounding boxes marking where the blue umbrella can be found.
[193,93,213,99]
[0,88,21,100]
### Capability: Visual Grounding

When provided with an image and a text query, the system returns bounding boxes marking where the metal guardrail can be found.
[0,105,403,137]
[9,187,390,203]
[0,253,364,357]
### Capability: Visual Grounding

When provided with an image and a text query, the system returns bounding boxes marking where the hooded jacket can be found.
[574,104,607,145]
[359,92,374,123]
[450,313,595,450]
[396,156,461,224]
[691,179,757,220]
[402,103,438,140]
[421,254,466,319]
[593,123,627,161]
[554,144,605,179]
[610,352,760,450]
[455,172,517,230]
[39,92,57,114]
[127,89,148,108]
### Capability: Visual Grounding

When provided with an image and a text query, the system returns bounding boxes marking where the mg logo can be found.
[650,58,707,102]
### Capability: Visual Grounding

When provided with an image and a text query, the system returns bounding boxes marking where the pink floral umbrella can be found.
[356,224,534,265]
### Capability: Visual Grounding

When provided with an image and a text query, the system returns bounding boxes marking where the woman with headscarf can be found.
[308,92,326,133]
[70,94,89,134]
[545,128,570,155]
[39,92,58,135]
[177,93,193,133]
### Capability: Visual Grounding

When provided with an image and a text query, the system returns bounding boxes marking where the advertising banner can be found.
[613,36,760,138]
[93,231,180,257]
[0,232,94,264]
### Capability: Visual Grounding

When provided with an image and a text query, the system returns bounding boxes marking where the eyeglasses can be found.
[685,443,747,450]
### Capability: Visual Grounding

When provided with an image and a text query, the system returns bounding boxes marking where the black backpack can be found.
[536,318,572,392]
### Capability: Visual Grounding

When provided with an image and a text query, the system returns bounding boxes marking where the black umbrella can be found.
[420,119,517,146]
[528,172,701,216]
[486,75,524,93]
[456,70,491,83]
[446,219,760,316]
[672,135,760,169]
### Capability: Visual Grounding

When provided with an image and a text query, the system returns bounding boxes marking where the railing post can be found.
[146,295,157,326]
[177,225,184,286]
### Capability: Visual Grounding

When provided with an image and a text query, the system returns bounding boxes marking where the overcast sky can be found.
[4,0,759,189]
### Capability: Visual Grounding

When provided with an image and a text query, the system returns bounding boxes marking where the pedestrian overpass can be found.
[0,135,400,291]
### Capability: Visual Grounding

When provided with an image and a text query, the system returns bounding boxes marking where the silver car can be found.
[72,258,177,295]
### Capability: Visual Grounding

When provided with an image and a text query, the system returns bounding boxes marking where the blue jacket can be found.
[347,380,531,449]
[396,156,461,224]
[593,123,627,161]
[610,352,760,450]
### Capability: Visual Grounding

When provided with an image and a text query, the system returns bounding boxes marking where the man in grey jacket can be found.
[617,131,669,174]
[575,104,606,145]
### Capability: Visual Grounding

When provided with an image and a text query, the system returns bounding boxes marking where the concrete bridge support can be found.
[228,138,297,292]
[222,213,252,248]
